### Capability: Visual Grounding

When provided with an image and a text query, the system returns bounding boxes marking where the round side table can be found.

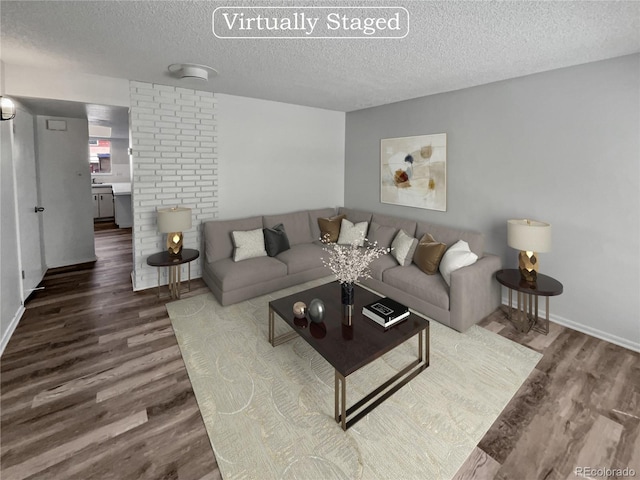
[495,269,563,334]
[146,248,199,299]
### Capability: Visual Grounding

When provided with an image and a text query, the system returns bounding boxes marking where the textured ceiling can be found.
[1,0,639,112]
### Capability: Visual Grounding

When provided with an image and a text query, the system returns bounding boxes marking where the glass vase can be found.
[341,282,354,323]
[341,282,354,305]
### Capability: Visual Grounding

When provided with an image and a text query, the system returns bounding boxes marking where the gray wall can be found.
[345,54,639,349]
[36,116,96,268]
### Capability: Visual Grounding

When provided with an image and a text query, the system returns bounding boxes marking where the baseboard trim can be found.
[501,296,639,353]
[1,305,25,356]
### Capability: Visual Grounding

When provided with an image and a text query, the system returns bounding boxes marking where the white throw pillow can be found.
[391,229,418,266]
[439,240,478,286]
[337,219,368,247]
[232,228,267,262]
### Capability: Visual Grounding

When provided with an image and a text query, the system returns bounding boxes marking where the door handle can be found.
[34,206,45,213]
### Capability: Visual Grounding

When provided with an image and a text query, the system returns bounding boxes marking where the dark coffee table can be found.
[268,281,429,430]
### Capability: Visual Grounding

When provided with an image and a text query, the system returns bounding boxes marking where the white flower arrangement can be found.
[321,233,390,284]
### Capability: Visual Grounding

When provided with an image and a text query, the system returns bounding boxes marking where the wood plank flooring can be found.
[2,224,638,479]
[1,225,220,480]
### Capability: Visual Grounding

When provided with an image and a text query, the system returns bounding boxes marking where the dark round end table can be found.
[495,269,563,334]
[146,248,199,299]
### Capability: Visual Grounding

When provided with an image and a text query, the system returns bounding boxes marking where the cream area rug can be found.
[167,279,541,480]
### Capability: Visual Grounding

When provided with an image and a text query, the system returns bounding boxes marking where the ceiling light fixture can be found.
[168,63,218,81]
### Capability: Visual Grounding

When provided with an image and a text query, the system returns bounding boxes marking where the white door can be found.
[12,107,46,300]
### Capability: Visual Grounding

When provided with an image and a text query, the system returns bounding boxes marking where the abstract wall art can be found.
[380,133,447,211]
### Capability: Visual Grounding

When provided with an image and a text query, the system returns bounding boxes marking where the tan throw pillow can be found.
[413,233,447,275]
[317,214,346,243]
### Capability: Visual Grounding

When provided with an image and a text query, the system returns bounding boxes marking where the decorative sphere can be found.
[306,298,325,323]
[293,301,307,319]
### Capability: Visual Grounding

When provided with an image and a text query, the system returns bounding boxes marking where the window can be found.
[89,138,111,174]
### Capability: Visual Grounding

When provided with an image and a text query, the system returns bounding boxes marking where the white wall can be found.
[35,116,96,267]
[216,93,345,219]
[1,119,23,354]
[4,64,129,107]
[344,54,640,351]
[0,60,23,353]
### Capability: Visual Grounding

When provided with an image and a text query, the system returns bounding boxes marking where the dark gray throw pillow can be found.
[263,223,290,257]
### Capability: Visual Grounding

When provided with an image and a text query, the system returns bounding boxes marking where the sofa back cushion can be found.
[204,216,264,264]
[371,213,417,238]
[308,207,337,242]
[416,221,484,257]
[367,222,397,249]
[263,211,313,246]
[337,207,372,224]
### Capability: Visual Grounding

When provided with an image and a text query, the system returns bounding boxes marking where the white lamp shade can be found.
[507,219,551,252]
[157,207,192,233]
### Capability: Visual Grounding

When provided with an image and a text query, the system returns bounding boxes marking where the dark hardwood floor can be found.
[1,223,220,480]
[1,224,638,479]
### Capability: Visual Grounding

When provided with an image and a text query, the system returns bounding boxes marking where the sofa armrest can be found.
[449,254,502,332]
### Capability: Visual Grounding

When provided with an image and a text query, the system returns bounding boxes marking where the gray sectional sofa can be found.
[202,207,502,332]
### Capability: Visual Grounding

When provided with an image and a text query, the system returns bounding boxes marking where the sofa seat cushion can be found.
[383,265,450,311]
[209,256,287,291]
[276,243,326,275]
[368,254,398,281]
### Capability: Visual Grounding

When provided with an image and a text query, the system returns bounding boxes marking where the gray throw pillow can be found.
[263,223,290,257]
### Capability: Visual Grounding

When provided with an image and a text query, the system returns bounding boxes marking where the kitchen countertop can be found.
[92,182,131,195]
[111,182,131,195]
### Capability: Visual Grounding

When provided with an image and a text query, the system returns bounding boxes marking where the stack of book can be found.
[362,297,409,328]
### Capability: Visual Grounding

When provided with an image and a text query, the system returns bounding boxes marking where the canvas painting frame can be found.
[380,133,447,211]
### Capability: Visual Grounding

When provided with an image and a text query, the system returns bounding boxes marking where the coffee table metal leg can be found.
[267,308,299,346]
[334,327,429,431]
[334,371,347,431]
[335,371,339,422]
[268,307,274,346]
[157,269,161,298]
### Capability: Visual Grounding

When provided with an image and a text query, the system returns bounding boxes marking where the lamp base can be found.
[518,250,538,285]
[167,232,184,256]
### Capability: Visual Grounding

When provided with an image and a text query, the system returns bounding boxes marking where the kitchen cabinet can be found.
[112,182,132,228]
[92,186,114,219]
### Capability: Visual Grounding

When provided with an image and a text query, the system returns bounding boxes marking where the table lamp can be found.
[507,219,551,284]
[157,206,192,255]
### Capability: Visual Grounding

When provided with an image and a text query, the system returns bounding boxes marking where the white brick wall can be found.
[129,81,218,291]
